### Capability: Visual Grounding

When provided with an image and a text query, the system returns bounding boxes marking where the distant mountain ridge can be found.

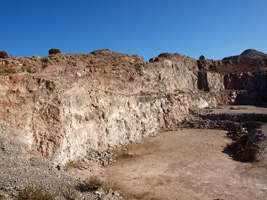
[223,49,267,60]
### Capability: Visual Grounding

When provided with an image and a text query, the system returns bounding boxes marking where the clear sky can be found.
[1,0,267,61]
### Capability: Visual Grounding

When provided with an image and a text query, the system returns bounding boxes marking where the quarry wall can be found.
[0,51,266,164]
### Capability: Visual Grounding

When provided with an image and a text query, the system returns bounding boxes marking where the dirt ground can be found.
[98,129,267,200]
[212,105,267,114]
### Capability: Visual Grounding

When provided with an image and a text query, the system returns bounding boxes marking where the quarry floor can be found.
[74,128,267,200]
[68,105,267,200]
[212,105,267,114]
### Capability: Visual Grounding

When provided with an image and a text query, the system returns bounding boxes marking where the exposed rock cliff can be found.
[197,50,267,104]
[0,49,266,164]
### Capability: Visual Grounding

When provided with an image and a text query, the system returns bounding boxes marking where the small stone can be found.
[113,190,119,196]
[94,191,101,196]
[77,72,81,77]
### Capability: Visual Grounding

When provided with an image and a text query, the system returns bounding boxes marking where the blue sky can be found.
[1,0,267,61]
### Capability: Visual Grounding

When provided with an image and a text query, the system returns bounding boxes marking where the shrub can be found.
[15,185,54,200]
[48,48,61,55]
[0,194,5,200]
[41,57,49,63]
[23,66,37,73]
[65,160,82,169]
[199,55,205,60]
[76,176,102,192]
[0,51,8,58]
[2,67,17,74]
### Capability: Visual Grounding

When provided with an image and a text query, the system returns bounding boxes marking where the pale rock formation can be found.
[0,50,265,164]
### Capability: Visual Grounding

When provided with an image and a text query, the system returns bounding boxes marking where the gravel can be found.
[0,134,123,200]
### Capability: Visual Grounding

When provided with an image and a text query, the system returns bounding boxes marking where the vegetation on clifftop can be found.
[48,48,61,55]
[199,55,205,60]
[0,51,8,58]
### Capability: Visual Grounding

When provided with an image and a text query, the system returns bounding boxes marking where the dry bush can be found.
[15,185,54,200]
[102,180,119,192]
[22,66,33,73]
[49,48,61,55]
[15,179,77,200]
[83,176,102,191]
[41,57,49,63]
[111,143,135,161]
[76,176,102,192]
[0,51,8,58]
[67,59,77,66]
[0,67,17,75]
[6,67,17,73]
[65,160,82,169]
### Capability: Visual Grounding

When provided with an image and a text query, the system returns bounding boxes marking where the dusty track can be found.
[102,129,267,200]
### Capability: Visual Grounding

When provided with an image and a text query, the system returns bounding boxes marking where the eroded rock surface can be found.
[0,49,266,165]
[0,50,222,164]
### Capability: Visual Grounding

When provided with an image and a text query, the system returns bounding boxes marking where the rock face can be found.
[197,49,267,104]
[197,71,225,92]
[224,71,267,104]
[0,49,266,164]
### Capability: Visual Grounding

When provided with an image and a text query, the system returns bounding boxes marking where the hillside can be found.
[223,49,267,60]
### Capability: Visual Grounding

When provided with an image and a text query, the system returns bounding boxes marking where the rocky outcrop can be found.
[0,51,220,164]
[197,72,224,92]
[188,106,267,162]
[223,49,267,61]
[226,125,267,162]
[197,50,267,104]
[0,49,266,164]
[224,71,267,104]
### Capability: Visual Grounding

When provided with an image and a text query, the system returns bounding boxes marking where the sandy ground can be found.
[98,129,267,200]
